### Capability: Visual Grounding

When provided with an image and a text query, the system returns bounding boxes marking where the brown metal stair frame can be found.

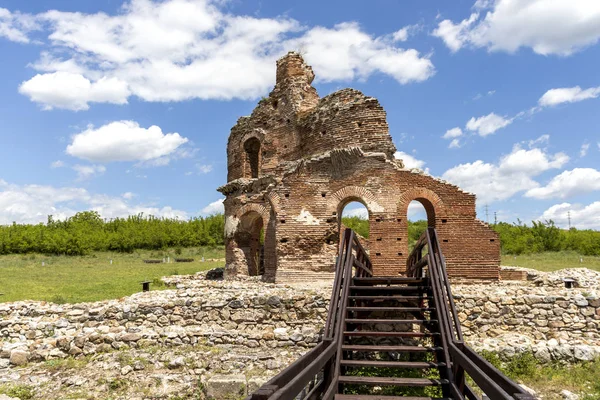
[244,228,536,400]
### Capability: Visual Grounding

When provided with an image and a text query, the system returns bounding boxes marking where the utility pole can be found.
[568,211,571,229]
[494,211,497,225]
[485,204,489,223]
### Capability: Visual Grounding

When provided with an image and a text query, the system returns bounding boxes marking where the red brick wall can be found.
[219,52,500,282]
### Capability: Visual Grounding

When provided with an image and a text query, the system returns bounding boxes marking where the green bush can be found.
[0,211,224,256]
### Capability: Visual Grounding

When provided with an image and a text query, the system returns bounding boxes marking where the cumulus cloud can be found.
[442,140,569,204]
[50,160,65,168]
[433,0,600,56]
[0,180,187,224]
[539,202,600,230]
[443,127,462,139]
[525,168,600,199]
[201,198,224,215]
[538,86,600,107]
[395,151,428,173]
[19,72,130,111]
[72,164,106,181]
[465,112,512,136]
[66,120,188,164]
[0,7,38,43]
[8,0,435,110]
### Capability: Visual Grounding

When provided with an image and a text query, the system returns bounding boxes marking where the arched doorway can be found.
[340,201,370,240]
[243,138,261,178]
[234,211,264,275]
[408,200,430,252]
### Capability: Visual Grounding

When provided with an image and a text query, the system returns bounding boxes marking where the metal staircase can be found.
[245,228,535,400]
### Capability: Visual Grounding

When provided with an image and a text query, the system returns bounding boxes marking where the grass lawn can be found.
[0,247,225,304]
[501,251,600,272]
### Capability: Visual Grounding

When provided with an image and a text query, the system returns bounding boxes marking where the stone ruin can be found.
[218,52,500,282]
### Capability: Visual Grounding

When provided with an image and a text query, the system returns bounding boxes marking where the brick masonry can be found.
[218,52,500,281]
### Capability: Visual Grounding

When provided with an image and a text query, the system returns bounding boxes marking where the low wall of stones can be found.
[1,268,600,370]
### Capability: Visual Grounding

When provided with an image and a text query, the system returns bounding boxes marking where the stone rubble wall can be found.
[1,269,600,371]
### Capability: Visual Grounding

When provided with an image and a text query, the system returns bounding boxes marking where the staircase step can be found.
[340,360,445,369]
[347,306,433,312]
[349,295,431,301]
[353,277,427,285]
[342,345,442,352]
[350,286,429,293]
[345,319,435,324]
[335,395,450,400]
[339,376,448,387]
[343,331,438,337]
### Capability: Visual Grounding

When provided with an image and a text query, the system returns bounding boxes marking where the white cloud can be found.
[0,7,38,43]
[443,127,462,139]
[449,139,461,149]
[196,164,213,174]
[395,151,428,173]
[10,1,435,110]
[442,141,569,204]
[465,112,512,136]
[539,202,600,230]
[72,164,106,181]
[525,168,600,199]
[201,198,224,215]
[342,206,368,219]
[289,22,434,84]
[66,120,188,164]
[432,13,479,53]
[433,0,600,56]
[538,86,600,107]
[0,179,187,224]
[50,160,65,168]
[580,143,590,157]
[122,192,135,200]
[391,24,419,42]
[19,72,130,111]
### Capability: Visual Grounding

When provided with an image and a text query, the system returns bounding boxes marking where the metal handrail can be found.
[245,228,371,400]
[406,227,535,400]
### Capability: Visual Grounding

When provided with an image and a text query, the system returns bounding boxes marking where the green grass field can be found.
[501,251,600,272]
[0,247,224,303]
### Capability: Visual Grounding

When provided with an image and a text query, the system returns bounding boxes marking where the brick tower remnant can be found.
[218,52,500,282]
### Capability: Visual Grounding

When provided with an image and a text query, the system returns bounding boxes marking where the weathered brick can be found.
[218,52,500,282]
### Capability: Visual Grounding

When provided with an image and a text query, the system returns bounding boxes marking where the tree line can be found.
[492,220,600,256]
[0,211,224,255]
[0,212,598,256]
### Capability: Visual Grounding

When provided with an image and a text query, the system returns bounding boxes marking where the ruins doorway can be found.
[234,211,264,275]
[407,199,435,252]
[339,200,370,242]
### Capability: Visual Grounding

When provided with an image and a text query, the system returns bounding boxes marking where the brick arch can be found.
[264,192,282,215]
[327,186,384,216]
[396,187,447,226]
[235,203,270,227]
[240,129,266,146]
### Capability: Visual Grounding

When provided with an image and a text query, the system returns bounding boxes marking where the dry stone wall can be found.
[1,268,600,371]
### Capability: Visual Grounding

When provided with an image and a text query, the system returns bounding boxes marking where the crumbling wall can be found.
[219,52,500,281]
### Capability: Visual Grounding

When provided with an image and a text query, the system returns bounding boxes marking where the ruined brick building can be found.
[218,52,500,282]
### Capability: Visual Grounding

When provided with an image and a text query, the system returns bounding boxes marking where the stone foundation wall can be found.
[1,272,600,369]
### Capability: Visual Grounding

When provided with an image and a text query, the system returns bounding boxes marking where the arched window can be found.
[244,138,261,178]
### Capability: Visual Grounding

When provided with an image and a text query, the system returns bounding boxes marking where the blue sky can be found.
[0,0,599,229]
